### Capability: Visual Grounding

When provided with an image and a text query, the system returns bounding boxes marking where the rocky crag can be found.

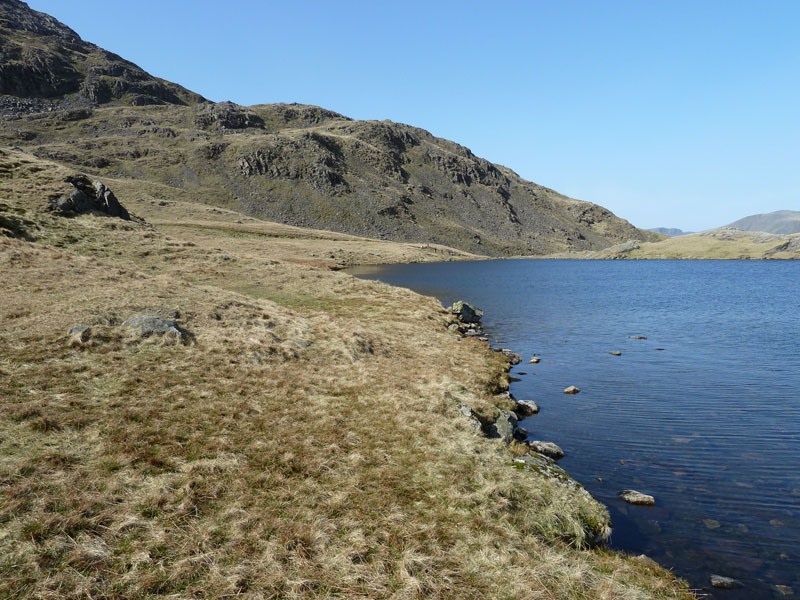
[0,0,660,256]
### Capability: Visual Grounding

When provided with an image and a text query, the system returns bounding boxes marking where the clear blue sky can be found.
[28,0,800,231]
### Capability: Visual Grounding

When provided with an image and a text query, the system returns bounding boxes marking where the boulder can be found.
[528,440,565,461]
[563,385,580,394]
[709,575,743,590]
[529,356,541,364]
[628,335,647,340]
[609,351,622,356]
[49,188,93,215]
[488,409,518,444]
[122,315,185,344]
[514,399,539,417]
[49,175,130,220]
[618,489,655,506]
[93,181,130,219]
[449,301,483,323]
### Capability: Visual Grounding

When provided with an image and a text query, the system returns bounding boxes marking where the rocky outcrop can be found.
[49,175,130,219]
[194,101,264,130]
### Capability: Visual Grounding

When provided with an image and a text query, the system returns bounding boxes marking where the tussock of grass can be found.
[0,150,693,598]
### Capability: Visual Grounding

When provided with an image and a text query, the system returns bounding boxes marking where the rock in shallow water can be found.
[709,574,744,589]
[618,489,655,506]
[563,385,580,394]
[514,399,539,416]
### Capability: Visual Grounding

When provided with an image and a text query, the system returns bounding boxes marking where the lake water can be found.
[349,259,800,599]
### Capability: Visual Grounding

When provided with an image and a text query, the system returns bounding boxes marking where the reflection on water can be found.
[349,259,800,599]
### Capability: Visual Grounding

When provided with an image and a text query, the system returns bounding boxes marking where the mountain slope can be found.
[0,0,206,112]
[726,209,800,235]
[0,0,658,256]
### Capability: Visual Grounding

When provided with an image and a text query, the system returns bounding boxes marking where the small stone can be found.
[709,575,743,589]
[67,325,90,344]
[529,357,541,364]
[528,441,564,461]
[618,489,655,506]
[703,518,721,529]
[628,335,648,340]
[609,351,622,356]
[563,386,580,394]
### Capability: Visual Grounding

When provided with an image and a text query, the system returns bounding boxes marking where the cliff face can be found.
[0,0,660,256]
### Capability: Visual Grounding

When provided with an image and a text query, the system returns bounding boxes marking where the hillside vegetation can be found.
[0,149,694,598]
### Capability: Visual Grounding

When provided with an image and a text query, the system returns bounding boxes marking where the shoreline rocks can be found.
[528,440,565,461]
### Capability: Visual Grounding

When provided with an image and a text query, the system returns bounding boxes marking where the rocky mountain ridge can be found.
[0,0,205,112]
[0,0,660,256]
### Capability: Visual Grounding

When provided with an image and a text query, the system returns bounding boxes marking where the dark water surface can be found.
[349,260,800,598]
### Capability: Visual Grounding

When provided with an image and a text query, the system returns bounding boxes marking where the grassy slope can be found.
[0,149,693,599]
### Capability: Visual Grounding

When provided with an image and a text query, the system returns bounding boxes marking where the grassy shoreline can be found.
[1,149,694,598]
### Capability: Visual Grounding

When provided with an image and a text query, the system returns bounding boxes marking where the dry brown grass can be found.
[0,149,694,599]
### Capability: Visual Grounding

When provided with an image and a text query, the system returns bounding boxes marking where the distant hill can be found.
[557,228,800,260]
[647,227,691,236]
[726,210,800,235]
[0,0,661,256]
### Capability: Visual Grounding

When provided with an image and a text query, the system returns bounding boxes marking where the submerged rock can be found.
[628,335,647,340]
[563,385,580,394]
[618,489,655,506]
[529,356,541,364]
[609,350,622,356]
[709,575,744,589]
